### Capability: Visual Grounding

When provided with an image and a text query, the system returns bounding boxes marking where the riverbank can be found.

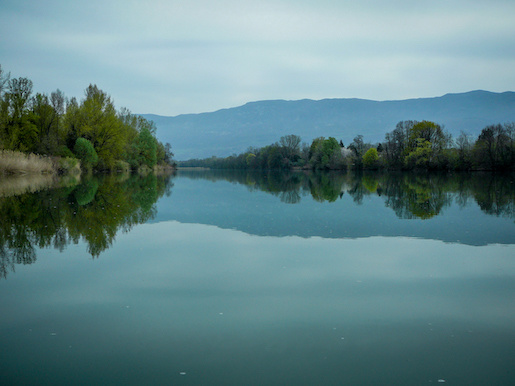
[0,150,176,177]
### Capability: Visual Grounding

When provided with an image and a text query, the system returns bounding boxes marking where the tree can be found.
[74,137,98,170]
[72,85,128,169]
[163,142,174,165]
[136,126,157,168]
[455,131,473,170]
[383,121,415,168]
[0,64,10,96]
[404,121,450,169]
[31,92,59,154]
[404,139,433,169]
[311,136,347,169]
[0,77,38,152]
[407,120,448,153]
[473,124,513,170]
[348,135,372,168]
[279,134,301,164]
[267,145,284,169]
[7,77,33,120]
[362,147,379,169]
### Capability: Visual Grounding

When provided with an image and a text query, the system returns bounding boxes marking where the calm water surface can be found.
[1,171,514,385]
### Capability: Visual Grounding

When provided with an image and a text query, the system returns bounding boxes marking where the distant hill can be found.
[141,90,515,160]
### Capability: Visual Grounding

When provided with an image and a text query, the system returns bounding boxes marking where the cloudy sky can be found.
[1,0,514,116]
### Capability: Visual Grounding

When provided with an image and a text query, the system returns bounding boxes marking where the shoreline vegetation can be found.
[0,149,80,175]
[2,64,512,175]
[0,154,176,199]
[179,120,515,171]
[0,64,175,176]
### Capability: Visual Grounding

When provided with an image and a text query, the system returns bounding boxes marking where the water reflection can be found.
[0,173,80,198]
[0,172,174,278]
[179,169,515,220]
[1,170,513,385]
[2,170,514,277]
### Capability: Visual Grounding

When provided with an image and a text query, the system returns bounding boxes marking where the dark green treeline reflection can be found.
[0,172,174,278]
[180,169,515,220]
[2,169,514,278]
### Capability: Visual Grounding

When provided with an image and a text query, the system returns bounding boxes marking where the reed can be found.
[0,150,55,175]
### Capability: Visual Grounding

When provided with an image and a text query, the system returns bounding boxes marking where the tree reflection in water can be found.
[2,169,513,278]
[180,169,515,220]
[0,172,174,278]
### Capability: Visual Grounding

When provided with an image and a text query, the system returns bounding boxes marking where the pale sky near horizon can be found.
[1,0,514,116]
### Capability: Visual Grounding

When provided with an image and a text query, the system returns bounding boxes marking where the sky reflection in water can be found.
[1,171,514,385]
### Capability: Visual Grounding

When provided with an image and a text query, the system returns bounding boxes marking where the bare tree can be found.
[0,64,10,96]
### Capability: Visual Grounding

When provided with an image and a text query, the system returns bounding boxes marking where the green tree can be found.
[362,147,379,168]
[136,126,157,168]
[404,139,433,169]
[74,137,98,170]
[31,92,60,154]
[246,153,256,167]
[404,121,450,169]
[63,97,80,151]
[267,145,284,169]
[383,121,415,168]
[309,137,342,169]
[1,77,38,152]
[7,77,33,120]
[70,85,127,169]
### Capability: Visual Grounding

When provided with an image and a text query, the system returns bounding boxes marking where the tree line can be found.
[0,64,174,172]
[179,120,515,171]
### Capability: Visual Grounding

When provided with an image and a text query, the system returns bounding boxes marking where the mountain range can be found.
[141,90,515,160]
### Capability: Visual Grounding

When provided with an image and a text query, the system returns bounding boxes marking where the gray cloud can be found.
[1,0,514,115]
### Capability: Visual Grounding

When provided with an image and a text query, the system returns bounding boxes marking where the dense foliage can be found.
[180,120,515,171]
[0,64,174,172]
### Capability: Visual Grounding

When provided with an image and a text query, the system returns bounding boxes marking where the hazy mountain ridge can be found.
[142,90,515,160]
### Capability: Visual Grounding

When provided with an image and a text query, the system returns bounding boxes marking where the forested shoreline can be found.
[180,120,515,171]
[3,63,512,174]
[0,64,174,174]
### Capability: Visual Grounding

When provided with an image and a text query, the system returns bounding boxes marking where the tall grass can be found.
[0,150,81,175]
[0,150,55,174]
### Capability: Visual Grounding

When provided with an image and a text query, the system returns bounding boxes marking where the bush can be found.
[74,138,98,170]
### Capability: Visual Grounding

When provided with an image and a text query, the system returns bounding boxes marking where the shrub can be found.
[74,138,98,170]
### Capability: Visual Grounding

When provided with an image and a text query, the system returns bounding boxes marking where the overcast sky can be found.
[1,0,514,116]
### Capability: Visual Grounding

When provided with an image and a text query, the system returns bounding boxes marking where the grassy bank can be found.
[0,150,81,175]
